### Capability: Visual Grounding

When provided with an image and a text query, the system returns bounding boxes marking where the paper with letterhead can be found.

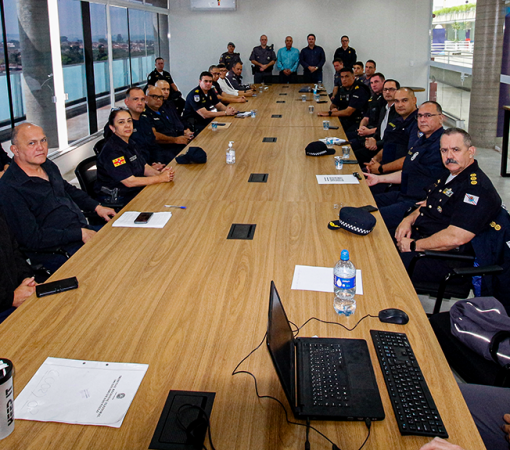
[291,265,363,295]
[112,211,172,228]
[15,357,148,427]
[316,175,360,185]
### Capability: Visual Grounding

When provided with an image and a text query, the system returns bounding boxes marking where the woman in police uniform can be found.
[95,109,175,207]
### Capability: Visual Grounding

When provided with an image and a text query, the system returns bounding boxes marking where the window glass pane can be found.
[128,9,146,85]
[90,3,111,131]
[146,13,158,79]
[110,6,130,90]
[1,0,25,137]
[146,0,168,8]
[58,0,88,142]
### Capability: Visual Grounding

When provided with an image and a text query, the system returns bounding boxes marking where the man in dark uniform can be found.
[353,61,366,83]
[146,57,185,114]
[331,58,344,99]
[333,36,357,69]
[183,72,237,135]
[145,85,192,163]
[353,78,400,165]
[346,72,385,152]
[219,42,241,71]
[318,68,370,133]
[364,87,419,174]
[227,62,253,92]
[122,87,164,167]
[250,35,276,84]
[395,127,502,284]
[0,123,116,272]
[211,64,249,104]
[366,101,447,232]
[299,34,326,83]
[363,60,376,90]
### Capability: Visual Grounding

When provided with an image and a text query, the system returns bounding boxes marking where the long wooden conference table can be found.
[0,85,485,449]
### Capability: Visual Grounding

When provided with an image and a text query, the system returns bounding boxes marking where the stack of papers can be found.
[291,265,363,294]
[15,357,148,427]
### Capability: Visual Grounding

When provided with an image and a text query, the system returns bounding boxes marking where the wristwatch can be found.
[410,240,417,252]
[378,164,384,174]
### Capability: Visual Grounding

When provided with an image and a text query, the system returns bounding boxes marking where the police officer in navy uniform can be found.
[333,36,357,69]
[318,68,370,133]
[219,42,241,71]
[250,35,277,84]
[395,127,502,285]
[366,101,446,231]
[96,109,174,207]
[183,71,237,135]
[146,57,185,114]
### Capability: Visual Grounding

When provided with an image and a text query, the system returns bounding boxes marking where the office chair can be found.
[407,207,510,315]
[93,138,106,156]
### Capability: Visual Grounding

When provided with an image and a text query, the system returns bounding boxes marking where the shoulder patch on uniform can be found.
[112,156,126,167]
[464,193,479,206]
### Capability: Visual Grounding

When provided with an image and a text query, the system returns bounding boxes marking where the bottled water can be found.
[333,249,356,316]
[226,141,235,164]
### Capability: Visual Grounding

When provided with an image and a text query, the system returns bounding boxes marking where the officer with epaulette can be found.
[319,68,370,133]
[333,36,357,69]
[146,57,185,114]
[250,35,276,84]
[219,42,241,71]
[183,71,237,135]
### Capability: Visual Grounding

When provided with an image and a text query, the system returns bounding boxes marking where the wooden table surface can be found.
[0,85,485,450]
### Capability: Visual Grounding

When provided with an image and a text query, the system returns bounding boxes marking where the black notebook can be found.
[266,281,385,421]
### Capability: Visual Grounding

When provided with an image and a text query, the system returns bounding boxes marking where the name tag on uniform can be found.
[129,155,137,162]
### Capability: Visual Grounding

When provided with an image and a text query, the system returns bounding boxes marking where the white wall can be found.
[168,0,432,104]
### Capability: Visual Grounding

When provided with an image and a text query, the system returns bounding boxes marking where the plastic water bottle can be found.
[333,249,356,316]
[226,141,235,164]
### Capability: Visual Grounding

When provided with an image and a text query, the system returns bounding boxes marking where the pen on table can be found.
[164,205,186,209]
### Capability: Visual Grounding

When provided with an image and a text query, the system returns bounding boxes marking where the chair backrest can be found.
[93,138,106,155]
[472,206,510,312]
[74,155,97,198]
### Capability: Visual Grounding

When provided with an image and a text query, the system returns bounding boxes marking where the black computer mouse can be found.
[378,308,409,325]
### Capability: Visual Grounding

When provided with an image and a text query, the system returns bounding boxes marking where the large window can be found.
[0,0,169,148]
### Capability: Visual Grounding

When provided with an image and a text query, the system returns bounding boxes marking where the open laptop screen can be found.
[266,281,296,410]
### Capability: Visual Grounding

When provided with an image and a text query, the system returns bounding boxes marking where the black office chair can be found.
[20,246,71,283]
[93,138,106,156]
[408,207,510,315]
[430,309,510,387]
[74,155,123,216]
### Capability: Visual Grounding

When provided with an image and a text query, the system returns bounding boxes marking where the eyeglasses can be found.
[148,95,164,100]
[383,88,397,92]
[417,113,440,119]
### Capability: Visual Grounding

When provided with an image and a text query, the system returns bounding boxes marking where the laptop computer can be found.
[266,281,385,421]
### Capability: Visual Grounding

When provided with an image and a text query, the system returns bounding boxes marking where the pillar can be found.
[17,0,59,147]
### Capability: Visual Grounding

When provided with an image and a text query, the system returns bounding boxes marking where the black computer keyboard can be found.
[305,342,350,407]
[370,330,448,438]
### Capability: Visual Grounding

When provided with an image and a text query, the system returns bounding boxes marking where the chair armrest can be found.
[452,265,503,277]
[407,250,475,278]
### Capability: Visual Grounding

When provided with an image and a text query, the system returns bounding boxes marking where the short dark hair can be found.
[333,58,343,64]
[125,86,144,98]
[420,100,443,114]
[442,127,473,147]
[339,68,354,74]
[155,57,164,63]
[371,72,385,81]
[341,35,349,40]
[108,108,131,127]
[384,79,400,89]
[354,61,364,68]
[307,33,316,40]
[209,64,218,72]
[217,63,227,69]
[366,59,376,67]
[200,71,213,80]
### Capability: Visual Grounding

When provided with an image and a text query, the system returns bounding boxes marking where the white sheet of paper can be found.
[15,357,148,427]
[112,211,172,228]
[291,265,363,295]
[316,175,360,185]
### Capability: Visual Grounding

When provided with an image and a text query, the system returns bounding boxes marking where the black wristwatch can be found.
[329,110,332,117]
[410,240,417,252]
[378,164,384,174]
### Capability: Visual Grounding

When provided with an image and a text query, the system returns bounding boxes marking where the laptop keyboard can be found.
[370,330,448,438]
[304,342,350,407]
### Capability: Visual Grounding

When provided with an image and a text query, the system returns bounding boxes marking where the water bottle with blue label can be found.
[333,249,356,316]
